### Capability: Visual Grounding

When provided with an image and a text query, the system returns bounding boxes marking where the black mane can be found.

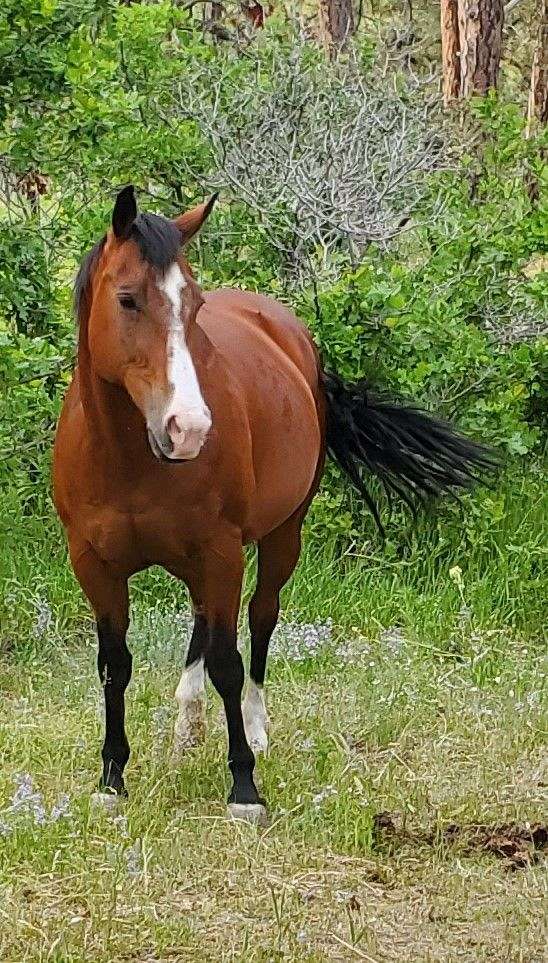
[74,237,105,322]
[74,212,181,321]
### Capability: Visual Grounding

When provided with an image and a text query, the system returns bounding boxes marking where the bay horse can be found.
[53,186,494,824]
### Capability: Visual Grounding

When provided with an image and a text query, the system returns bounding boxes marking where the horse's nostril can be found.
[166,414,182,439]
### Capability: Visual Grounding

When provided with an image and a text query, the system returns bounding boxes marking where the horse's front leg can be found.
[69,538,131,800]
[191,539,266,825]
[96,615,132,797]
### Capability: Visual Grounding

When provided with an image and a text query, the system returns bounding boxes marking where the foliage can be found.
[182,34,447,281]
[0,1,546,646]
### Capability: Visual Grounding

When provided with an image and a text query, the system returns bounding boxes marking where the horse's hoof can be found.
[90,792,123,813]
[227,802,268,827]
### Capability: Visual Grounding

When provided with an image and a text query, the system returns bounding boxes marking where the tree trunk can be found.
[319,0,355,58]
[206,2,223,20]
[241,2,266,28]
[441,0,461,105]
[458,0,504,97]
[527,0,548,133]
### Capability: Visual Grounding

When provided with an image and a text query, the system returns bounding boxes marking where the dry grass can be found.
[0,621,546,962]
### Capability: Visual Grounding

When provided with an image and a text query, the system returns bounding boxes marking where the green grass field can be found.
[0,473,546,961]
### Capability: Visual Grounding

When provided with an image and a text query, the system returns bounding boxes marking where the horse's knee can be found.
[249,589,279,635]
[97,618,132,688]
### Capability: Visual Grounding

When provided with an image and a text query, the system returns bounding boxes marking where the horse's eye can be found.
[119,295,138,311]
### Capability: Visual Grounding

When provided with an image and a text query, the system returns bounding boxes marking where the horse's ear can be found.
[112,185,137,238]
[175,194,218,245]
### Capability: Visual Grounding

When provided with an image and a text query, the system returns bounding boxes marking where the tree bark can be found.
[458,0,504,97]
[206,2,223,20]
[441,0,461,105]
[241,2,266,28]
[319,0,355,58]
[527,0,548,132]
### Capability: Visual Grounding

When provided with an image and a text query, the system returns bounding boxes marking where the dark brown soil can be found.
[374,811,548,869]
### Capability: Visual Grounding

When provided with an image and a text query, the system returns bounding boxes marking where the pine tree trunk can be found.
[458,0,504,97]
[527,0,548,133]
[319,0,355,58]
[441,0,461,105]
[241,2,266,28]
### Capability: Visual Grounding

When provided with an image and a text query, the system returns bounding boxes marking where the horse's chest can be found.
[80,498,207,572]
[81,504,139,570]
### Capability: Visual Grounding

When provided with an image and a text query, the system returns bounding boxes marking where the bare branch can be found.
[174,40,451,284]
[504,0,527,13]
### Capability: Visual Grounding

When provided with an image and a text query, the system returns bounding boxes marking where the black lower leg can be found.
[205,622,262,806]
[185,612,207,668]
[248,523,302,688]
[97,618,132,794]
[249,592,279,687]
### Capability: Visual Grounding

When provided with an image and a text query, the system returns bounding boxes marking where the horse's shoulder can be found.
[200,288,319,386]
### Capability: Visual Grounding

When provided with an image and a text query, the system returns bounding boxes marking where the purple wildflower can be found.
[10,772,47,825]
[33,598,53,638]
[270,619,333,662]
[380,626,407,654]
[312,784,338,807]
[50,794,71,822]
[125,839,143,878]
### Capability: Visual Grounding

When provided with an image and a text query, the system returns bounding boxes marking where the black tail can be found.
[323,370,499,536]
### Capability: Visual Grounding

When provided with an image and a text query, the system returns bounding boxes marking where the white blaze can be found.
[157,263,211,453]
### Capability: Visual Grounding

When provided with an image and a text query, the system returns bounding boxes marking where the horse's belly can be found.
[245,380,321,541]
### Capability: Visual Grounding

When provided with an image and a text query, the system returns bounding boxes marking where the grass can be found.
[0,469,546,960]
[0,620,546,961]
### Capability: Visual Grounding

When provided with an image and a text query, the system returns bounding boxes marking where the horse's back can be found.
[200,289,320,393]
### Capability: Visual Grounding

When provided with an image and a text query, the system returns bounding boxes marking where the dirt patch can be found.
[443,821,547,869]
[374,811,548,870]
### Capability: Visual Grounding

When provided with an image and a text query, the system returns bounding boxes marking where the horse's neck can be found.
[77,335,146,472]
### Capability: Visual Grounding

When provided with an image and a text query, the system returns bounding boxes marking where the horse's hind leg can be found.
[172,612,207,760]
[244,510,306,754]
[69,539,131,801]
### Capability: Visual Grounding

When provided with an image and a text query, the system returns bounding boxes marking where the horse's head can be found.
[76,186,216,461]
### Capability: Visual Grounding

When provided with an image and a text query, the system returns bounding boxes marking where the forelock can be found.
[130,213,181,269]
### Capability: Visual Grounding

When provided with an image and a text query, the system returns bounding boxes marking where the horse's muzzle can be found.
[165,408,211,460]
[147,407,211,462]
[147,428,184,463]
